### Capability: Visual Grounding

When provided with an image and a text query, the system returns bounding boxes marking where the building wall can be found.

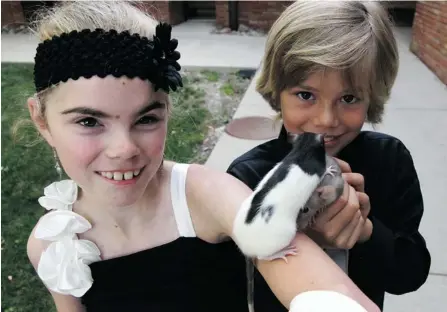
[215,1,229,29]
[134,1,186,25]
[1,1,25,27]
[215,1,292,32]
[410,1,447,85]
[237,1,293,31]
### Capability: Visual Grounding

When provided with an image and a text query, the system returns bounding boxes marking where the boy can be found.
[227,1,431,311]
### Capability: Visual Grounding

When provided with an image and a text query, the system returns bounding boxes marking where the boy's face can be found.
[279,69,368,156]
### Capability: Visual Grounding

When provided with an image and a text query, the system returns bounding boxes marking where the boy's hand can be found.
[306,158,372,248]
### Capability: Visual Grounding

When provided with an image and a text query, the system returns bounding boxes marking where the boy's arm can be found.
[351,142,431,294]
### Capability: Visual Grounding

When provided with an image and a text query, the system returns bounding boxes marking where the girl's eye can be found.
[78,117,100,128]
[137,115,160,125]
[341,94,359,104]
[296,91,315,101]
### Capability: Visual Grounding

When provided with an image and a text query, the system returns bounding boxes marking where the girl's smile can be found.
[96,166,146,186]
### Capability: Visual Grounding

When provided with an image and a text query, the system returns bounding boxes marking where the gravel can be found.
[180,69,253,163]
[210,24,265,37]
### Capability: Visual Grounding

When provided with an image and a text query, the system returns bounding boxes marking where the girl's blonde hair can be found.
[257,0,399,124]
[30,0,159,118]
[13,1,160,143]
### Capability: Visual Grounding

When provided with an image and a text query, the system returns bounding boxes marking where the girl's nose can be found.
[105,132,140,160]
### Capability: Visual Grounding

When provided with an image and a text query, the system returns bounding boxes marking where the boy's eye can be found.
[78,117,100,128]
[137,115,159,125]
[341,94,358,104]
[297,91,315,101]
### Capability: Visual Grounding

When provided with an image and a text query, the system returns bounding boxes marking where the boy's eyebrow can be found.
[296,84,357,94]
[296,84,320,92]
[60,101,166,118]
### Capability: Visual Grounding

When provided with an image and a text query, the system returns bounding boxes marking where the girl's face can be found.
[29,76,168,207]
[279,70,369,156]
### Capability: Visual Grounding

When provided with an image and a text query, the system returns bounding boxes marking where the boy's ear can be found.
[27,97,54,147]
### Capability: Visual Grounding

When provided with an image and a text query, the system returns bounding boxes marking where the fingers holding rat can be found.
[356,191,371,220]
[332,157,352,173]
[336,209,365,249]
[310,182,364,249]
[342,172,365,192]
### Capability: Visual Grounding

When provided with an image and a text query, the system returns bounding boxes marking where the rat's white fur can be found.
[232,162,321,259]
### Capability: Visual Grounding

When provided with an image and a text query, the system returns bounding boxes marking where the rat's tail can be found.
[246,257,255,312]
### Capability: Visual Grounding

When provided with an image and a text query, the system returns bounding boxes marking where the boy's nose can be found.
[314,105,339,128]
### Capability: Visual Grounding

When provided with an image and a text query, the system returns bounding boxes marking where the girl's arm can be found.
[190,164,380,311]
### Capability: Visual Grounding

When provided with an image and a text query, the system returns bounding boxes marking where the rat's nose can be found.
[316,133,325,145]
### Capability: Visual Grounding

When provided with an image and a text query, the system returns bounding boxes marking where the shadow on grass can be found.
[1,63,209,311]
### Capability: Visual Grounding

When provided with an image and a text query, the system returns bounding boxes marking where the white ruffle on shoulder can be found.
[35,180,101,297]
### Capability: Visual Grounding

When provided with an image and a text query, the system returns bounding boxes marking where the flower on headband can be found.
[151,23,183,93]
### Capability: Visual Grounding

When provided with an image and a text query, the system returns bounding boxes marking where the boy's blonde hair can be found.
[257,0,399,124]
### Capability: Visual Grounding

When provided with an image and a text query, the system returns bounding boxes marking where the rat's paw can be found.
[325,165,337,177]
[317,185,338,202]
[257,244,298,263]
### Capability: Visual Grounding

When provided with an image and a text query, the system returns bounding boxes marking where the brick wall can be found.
[215,1,292,32]
[215,1,229,29]
[238,1,293,31]
[410,1,447,85]
[136,1,185,25]
[1,1,25,27]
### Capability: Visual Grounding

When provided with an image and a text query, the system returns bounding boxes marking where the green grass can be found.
[1,63,209,311]
[200,70,219,82]
[220,82,235,96]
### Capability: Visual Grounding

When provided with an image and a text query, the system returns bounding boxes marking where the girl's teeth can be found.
[100,169,142,181]
[124,171,133,180]
[113,172,123,180]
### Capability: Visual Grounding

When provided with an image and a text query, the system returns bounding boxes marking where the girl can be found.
[227,1,431,312]
[24,1,379,312]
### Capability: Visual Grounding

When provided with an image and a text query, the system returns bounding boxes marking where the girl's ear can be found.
[27,97,54,147]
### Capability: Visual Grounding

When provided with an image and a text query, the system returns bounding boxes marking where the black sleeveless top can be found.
[80,164,249,311]
[81,238,248,311]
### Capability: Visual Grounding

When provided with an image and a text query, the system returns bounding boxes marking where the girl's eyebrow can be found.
[136,101,165,116]
[60,101,166,118]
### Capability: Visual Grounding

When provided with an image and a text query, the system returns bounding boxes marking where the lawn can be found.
[1,63,210,311]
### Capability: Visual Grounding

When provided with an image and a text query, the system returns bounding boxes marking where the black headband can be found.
[33,22,183,93]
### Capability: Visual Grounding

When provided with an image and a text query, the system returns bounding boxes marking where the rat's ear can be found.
[27,96,54,147]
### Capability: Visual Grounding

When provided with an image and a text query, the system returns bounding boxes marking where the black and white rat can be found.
[233,132,345,312]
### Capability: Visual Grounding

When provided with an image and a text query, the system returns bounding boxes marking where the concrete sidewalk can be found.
[1,19,266,70]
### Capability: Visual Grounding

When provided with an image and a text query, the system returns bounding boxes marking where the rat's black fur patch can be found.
[244,132,327,224]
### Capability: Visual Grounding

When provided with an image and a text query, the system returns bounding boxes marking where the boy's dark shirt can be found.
[226,126,431,311]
